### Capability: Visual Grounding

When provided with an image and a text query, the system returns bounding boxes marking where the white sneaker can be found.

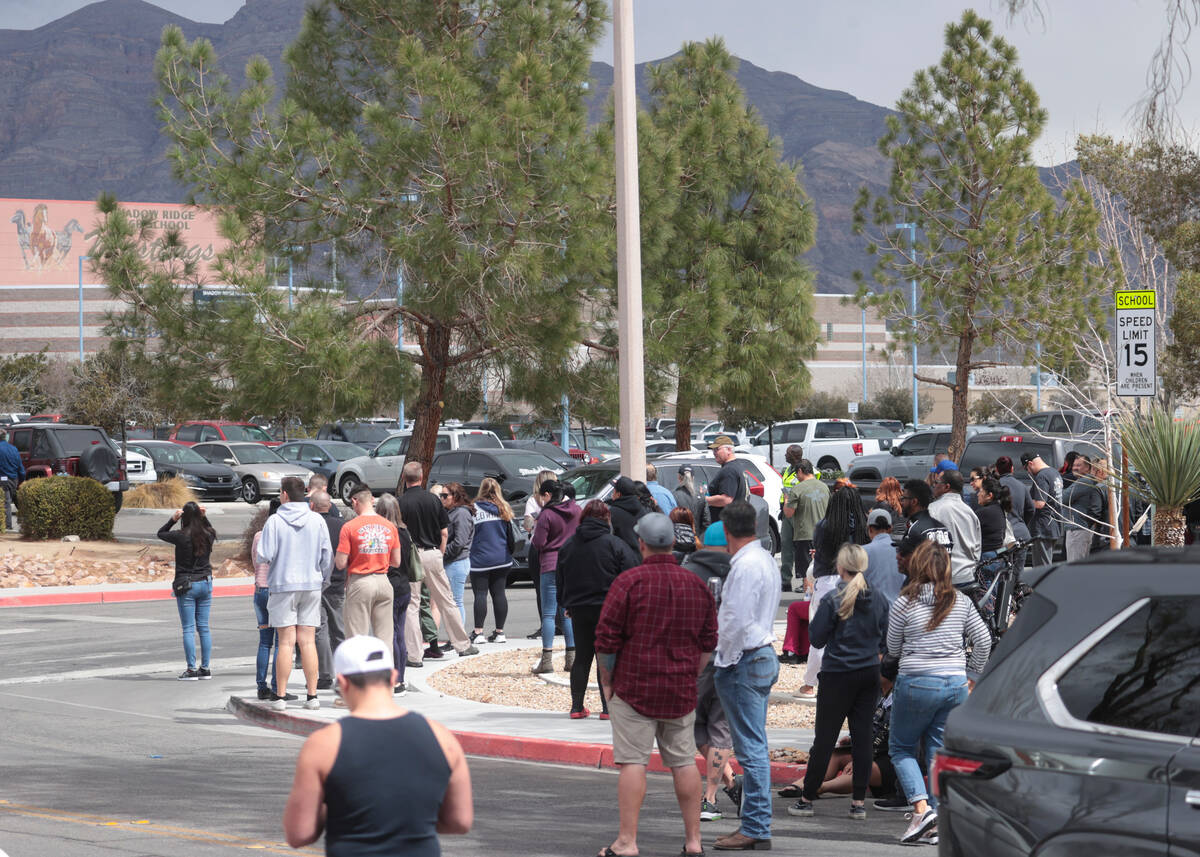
[487,630,507,643]
[469,631,486,645]
[916,829,939,846]
[900,809,937,845]
[266,697,287,712]
[303,696,320,711]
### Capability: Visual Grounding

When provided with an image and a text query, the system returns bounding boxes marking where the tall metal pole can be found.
[895,223,918,427]
[397,268,405,427]
[77,254,85,361]
[561,394,570,451]
[288,257,294,310]
[614,0,646,479]
[1035,342,1042,410]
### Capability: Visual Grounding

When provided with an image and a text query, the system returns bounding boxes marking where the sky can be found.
[7,0,1198,165]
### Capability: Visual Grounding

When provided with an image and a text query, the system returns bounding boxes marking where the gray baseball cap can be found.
[634,512,675,549]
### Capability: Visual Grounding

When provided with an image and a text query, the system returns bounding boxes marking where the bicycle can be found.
[966,539,1034,644]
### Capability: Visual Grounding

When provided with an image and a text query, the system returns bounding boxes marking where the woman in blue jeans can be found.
[530,480,580,674]
[886,540,991,845]
[440,482,475,629]
[158,502,216,681]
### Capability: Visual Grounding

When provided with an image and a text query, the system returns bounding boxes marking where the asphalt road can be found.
[0,586,899,856]
[113,499,280,543]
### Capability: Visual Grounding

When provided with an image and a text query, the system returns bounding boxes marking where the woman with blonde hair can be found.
[886,540,991,845]
[469,477,516,643]
[786,542,890,822]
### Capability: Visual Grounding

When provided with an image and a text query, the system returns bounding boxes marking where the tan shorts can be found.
[609,694,698,768]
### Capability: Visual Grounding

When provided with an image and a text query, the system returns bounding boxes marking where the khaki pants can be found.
[343,573,394,645]
[405,549,471,656]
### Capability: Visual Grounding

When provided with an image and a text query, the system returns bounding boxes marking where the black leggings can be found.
[470,569,509,630]
[803,665,880,802]
[567,604,606,714]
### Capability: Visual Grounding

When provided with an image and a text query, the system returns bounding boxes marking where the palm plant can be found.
[1119,408,1200,546]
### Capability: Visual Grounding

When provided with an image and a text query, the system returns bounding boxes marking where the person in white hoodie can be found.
[257,476,333,711]
[927,469,981,588]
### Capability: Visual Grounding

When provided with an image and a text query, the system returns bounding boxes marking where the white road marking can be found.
[0,656,255,686]
[0,629,36,636]
[22,613,164,625]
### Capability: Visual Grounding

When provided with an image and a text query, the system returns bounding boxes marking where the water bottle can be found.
[707,575,722,606]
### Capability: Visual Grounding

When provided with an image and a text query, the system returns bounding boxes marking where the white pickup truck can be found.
[744,418,881,475]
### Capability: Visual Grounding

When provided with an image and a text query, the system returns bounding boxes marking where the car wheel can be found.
[769,519,780,555]
[817,456,841,479]
[339,475,360,505]
[241,477,261,504]
[112,491,124,513]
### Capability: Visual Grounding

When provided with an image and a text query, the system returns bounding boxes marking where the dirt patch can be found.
[0,532,250,589]
[426,641,819,734]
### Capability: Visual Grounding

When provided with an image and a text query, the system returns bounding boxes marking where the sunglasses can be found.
[437,492,449,498]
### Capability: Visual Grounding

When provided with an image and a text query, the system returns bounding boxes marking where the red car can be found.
[169,420,280,446]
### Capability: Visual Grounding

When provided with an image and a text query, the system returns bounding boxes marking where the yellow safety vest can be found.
[781,466,799,504]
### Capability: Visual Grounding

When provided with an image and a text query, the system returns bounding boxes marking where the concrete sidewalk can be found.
[227,634,814,784]
[0,575,254,607]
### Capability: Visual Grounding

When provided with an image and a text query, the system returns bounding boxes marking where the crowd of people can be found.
[157,433,1107,853]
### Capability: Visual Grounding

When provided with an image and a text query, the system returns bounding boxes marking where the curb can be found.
[0,580,255,608]
[226,695,806,784]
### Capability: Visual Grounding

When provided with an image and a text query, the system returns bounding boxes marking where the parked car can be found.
[191,441,312,503]
[126,440,240,501]
[936,549,1200,855]
[846,426,988,496]
[118,446,157,485]
[1016,408,1107,437]
[856,418,904,434]
[501,439,576,470]
[958,432,1107,485]
[275,440,368,481]
[331,429,502,503]
[28,413,64,422]
[561,453,780,554]
[316,421,403,446]
[0,412,31,425]
[170,420,280,447]
[428,448,566,504]
[746,418,880,474]
[853,422,896,451]
[124,424,174,440]
[9,422,129,510]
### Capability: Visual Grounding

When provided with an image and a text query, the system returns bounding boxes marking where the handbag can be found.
[405,542,425,583]
[171,577,192,597]
[1003,517,1017,549]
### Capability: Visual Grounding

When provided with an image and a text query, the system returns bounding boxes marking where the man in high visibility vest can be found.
[778,445,804,591]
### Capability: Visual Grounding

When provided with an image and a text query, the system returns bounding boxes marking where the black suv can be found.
[936,550,1200,855]
[10,422,129,510]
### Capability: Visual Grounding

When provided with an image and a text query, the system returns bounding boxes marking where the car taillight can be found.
[931,751,1006,798]
[749,482,764,497]
[852,442,863,456]
[999,435,1023,442]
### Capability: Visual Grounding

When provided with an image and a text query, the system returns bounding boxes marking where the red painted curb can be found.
[0,582,256,608]
[226,696,806,783]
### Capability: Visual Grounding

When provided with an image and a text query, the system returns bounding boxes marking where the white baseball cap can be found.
[333,635,394,676]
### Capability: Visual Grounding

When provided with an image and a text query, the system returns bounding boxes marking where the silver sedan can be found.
[191,441,313,503]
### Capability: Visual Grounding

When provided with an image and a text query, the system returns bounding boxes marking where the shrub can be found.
[18,476,116,540]
[123,477,198,509]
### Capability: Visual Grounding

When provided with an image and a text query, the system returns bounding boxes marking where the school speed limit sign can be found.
[1115,290,1156,397]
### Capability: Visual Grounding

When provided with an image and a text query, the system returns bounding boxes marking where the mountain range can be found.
[0,0,912,294]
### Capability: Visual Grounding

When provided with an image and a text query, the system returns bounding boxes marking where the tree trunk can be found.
[407,324,451,487]
[948,331,975,462]
[1152,505,1186,546]
[674,397,693,452]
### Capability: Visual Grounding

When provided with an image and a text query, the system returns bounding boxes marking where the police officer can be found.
[778,444,804,591]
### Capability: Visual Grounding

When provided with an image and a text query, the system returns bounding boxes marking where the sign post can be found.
[1115,290,1156,397]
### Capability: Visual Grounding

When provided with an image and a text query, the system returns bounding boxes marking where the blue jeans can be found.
[714,645,780,840]
[889,673,969,809]
[253,587,274,690]
[445,557,470,629]
[176,578,212,671]
[539,572,573,649]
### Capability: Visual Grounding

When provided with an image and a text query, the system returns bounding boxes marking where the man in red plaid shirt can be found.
[595,512,719,857]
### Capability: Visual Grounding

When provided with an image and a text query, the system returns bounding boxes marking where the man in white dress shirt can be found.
[711,501,781,851]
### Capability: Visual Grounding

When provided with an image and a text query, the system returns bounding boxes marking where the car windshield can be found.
[500,453,566,477]
[221,424,274,442]
[140,444,208,465]
[327,442,368,460]
[562,466,619,500]
[857,425,895,438]
[583,434,619,452]
[234,445,285,464]
[54,429,109,456]
[457,433,502,449]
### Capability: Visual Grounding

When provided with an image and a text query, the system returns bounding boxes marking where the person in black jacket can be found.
[557,499,640,718]
[606,475,647,553]
[159,501,216,680]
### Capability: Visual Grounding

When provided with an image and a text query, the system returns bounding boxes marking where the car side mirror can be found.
[223,457,237,466]
[311,456,327,464]
[890,446,903,456]
[484,470,506,482]
[368,449,377,458]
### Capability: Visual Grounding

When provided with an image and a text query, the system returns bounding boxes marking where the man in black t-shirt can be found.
[705,435,747,523]
[396,461,478,662]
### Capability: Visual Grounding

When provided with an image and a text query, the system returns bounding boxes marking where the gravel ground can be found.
[427,637,819,732]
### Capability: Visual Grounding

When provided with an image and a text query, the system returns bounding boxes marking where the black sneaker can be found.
[394,682,407,696]
[526,628,541,639]
[787,798,815,818]
[438,641,453,652]
[279,692,298,701]
[316,678,333,690]
[178,668,200,681]
[423,644,444,660]
[197,667,212,680]
[723,774,743,818]
[487,630,507,643]
[406,659,424,669]
[257,687,272,700]
[873,795,914,813]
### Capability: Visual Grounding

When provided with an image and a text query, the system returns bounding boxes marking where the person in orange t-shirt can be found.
[336,486,403,644]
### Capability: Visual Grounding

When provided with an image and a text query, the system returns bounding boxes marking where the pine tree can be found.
[145,0,609,468]
[854,10,1104,460]
[639,39,819,451]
